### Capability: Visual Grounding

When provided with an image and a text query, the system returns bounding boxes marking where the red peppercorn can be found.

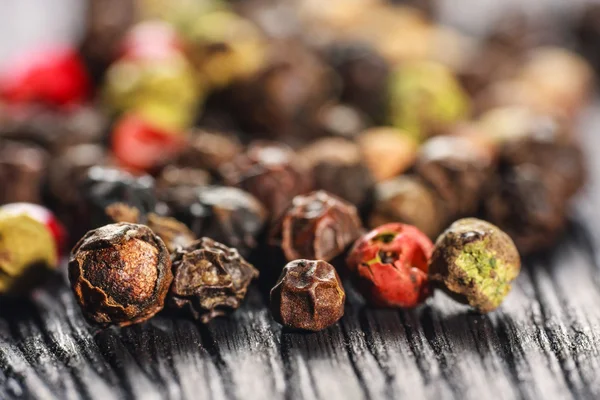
[0,46,90,107]
[112,114,185,172]
[346,223,434,308]
[0,203,67,258]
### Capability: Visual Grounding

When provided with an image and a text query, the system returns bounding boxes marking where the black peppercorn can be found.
[220,141,312,221]
[414,136,492,220]
[299,137,374,209]
[0,140,48,205]
[160,185,267,258]
[270,259,345,332]
[483,164,567,255]
[169,237,259,323]
[326,42,390,123]
[272,191,363,262]
[81,166,157,232]
[156,165,211,196]
[68,223,173,327]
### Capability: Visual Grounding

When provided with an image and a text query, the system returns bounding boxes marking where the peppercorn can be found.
[369,176,445,239]
[497,116,585,198]
[270,259,345,332]
[326,42,390,123]
[1,203,66,258]
[146,213,196,253]
[160,185,267,258]
[429,218,521,313]
[574,4,600,76]
[388,61,470,140]
[156,165,211,195]
[0,207,59,295]
[111,113,186,173]
[313,103,368,140]
[0,46,90,107]
[182,10,268,90]
[103,29,201,132]
[80,166,157,233]
[272,191,363,262]
[0,105,107,154]
[0,140,48,205]
[357,127,419,182]
[227,41,333,140]
[299,137,374,209]
[68,223,173,327]
[414,136,493,220]
[518,47,592,120]
[483,164,567,255]
[346,223,433,308]
[80,0,135,83]
[176,129,243,174]
[169,237,259,323]
[220,141,312,221]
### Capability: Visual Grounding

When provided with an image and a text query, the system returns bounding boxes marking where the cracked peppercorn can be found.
[346,223,434,308]
[270,259,345,332]
[429,218,521,313]
[68,223,173,327]
[168,237,259,323]
[272,191,363,262]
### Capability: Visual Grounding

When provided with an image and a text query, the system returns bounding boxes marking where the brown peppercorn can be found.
[272,191,363,262]
[228,40,333,139]
[313,103,368,140]
[104,203,196,253]
[415,136,493,219]
[270,259,345,332]
[169,237,259,323]
[68,223,173,327]
[357,127,418,182]
[369,176,446,239]
[146,213,196,253]
[176,130,243,173]
[220,141,312,221]
[299,137,374,209]
[0,140,48,205]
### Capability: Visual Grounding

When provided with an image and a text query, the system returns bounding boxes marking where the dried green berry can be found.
[429,218,521,313]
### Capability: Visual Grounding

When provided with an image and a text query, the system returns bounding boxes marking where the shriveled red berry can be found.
[346,223,434,308]
[112,114,185,172]
[0,203,67,258]
[0,46,90,107]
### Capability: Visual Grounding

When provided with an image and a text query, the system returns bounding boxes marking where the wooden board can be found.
[0,104,599,400]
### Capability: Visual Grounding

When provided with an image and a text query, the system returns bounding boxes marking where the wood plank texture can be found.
[0,104,599,400]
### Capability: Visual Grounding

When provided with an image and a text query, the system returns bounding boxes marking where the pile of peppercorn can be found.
[0,0,593,331]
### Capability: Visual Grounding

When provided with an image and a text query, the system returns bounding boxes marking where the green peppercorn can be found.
[429,218,520,313]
